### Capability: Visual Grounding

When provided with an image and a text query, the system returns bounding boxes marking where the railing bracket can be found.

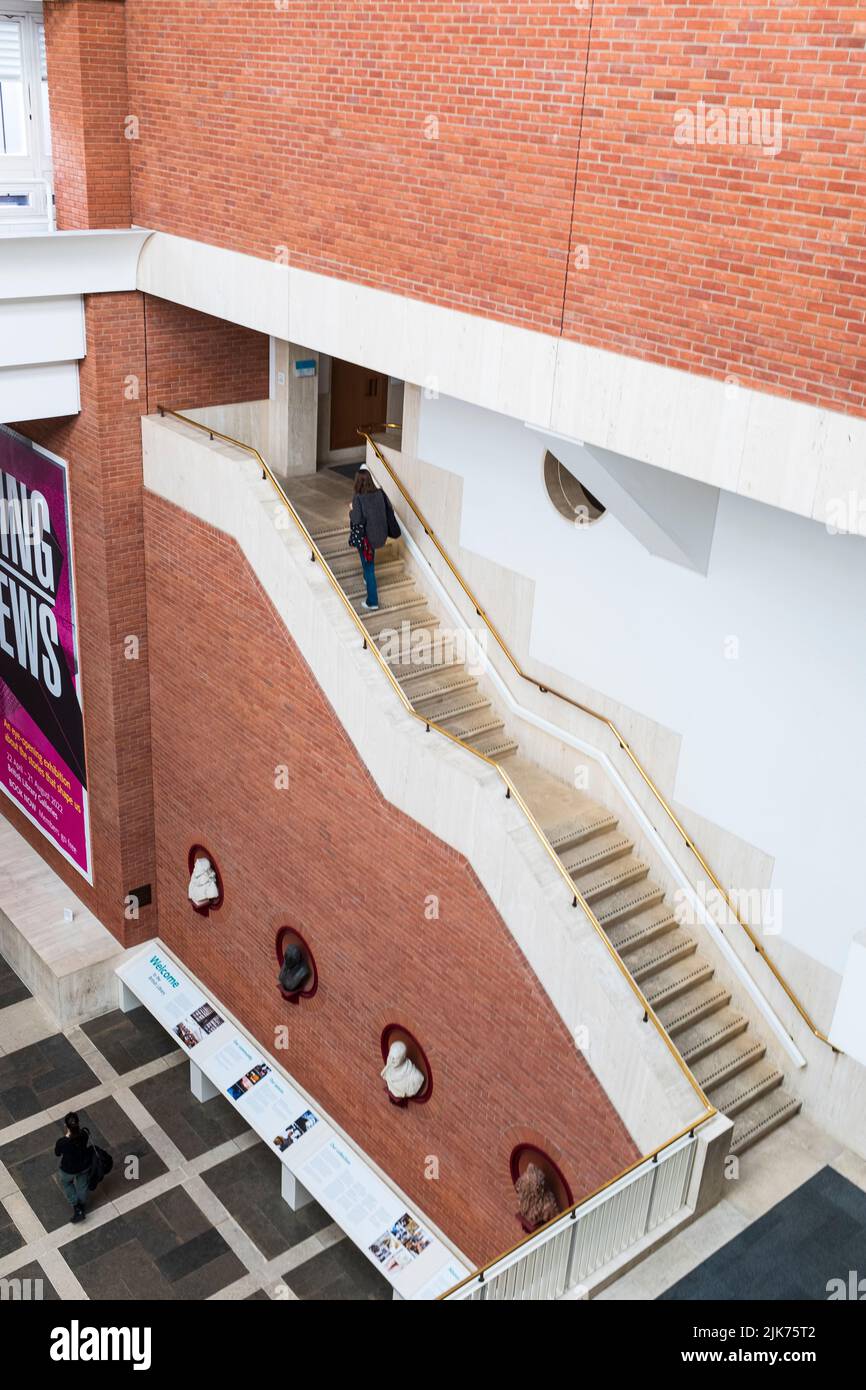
[642,1010,648,1023]
[505,787,511,799]
[572,894,578,908]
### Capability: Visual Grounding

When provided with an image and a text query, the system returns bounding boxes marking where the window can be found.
[0,21,27,157]
[0,9,53,229]
[543,450,606,526]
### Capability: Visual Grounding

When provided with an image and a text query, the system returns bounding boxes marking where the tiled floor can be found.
[0,1034,100,1126]
[200,1141,333,1260]
[132,1063,250,1160]
[0,1096,168,1232]
[80,1007,180,1074]
[0,955,30,1010]
[0,951,389,1301]
[282,1238,392,1301]
[62,1187,246,1301]
[1,1258,61,1299]
[0,1197,24,1258]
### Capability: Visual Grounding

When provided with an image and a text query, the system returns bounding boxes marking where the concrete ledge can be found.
[0,816,132,1025]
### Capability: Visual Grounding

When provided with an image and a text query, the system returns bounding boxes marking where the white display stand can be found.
[189,1061,219,1102]
[116,942,468,1300]
[118,980,139,1014]
[281,1165,314,1211]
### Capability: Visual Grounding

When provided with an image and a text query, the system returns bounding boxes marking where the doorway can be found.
[329,358,389,452]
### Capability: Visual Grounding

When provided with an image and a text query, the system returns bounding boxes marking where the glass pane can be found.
[36,24,51,159]
[0,21,26,157]
[41,78,51,159]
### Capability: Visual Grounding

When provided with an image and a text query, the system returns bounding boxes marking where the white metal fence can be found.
[441,1133,698,1301]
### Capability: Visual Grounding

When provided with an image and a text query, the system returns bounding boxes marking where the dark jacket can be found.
[55,1131,92,1175]
[350,489,400,552]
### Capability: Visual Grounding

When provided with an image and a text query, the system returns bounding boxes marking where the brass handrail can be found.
[437,1121,701,1300]
[155,404,714,1121]
[360,427,835,1052]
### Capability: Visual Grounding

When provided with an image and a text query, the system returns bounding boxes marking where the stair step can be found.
[466,731,519,761]
[543,808,619,851]
[708,1057,784,1118]
[606,904,679,955]
[559,830,634,878]
[577,857,650,905]
[443,714,505,744]
[627,926,697,983]
[352,593,428,620]
[594,880,666,928]
[675,1007,750,1064]
[390,653,466,681]
[320,537,401,563]
[372,613,439,641]
[691,1033,766,1091]
[730,1088,801,1156]
[330,556,406,583]
[344,576,416,602]
[656,980,731,1037]
[644,956,715,1009]
[408,673,479,706]
[419,692,492,725]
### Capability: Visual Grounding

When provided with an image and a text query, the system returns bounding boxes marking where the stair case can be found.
[311,504,801,1157]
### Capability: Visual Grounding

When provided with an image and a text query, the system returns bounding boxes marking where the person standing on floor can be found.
[54,1111,92,1224]
[349,465,401,612]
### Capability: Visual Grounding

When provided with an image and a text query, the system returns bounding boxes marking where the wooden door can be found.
[330,357,389,451]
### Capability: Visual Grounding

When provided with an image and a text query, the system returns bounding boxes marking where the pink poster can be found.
[0,426,91,881]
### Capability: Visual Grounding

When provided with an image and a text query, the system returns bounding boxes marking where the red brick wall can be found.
[7,294,269,940]
[143,492,639,1263]
[566,4,866,416]
[37,0,859,416]
[44,0,132,229]
[143,296,270,413]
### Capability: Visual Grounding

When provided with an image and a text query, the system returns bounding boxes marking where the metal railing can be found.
[360,426,835,1053]
[440,1128,698,1300]
[155,404,714,1124]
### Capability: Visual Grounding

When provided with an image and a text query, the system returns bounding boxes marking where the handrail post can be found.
[564,1206,580,1292]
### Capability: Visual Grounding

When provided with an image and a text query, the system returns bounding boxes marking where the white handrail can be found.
[442,1133,697,1301]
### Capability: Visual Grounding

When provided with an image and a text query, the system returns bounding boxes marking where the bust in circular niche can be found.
[380,1040,425,1101]
[278,943,310,995]
[515,1162,560,1231]
[188,856,219,908]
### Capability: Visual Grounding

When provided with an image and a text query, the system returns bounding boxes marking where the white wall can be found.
[417,392,866,979]
[136,229,866,528]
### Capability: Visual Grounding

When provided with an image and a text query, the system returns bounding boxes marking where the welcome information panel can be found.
[117,945,468,1300]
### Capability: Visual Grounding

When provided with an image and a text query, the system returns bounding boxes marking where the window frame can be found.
[0,4,53,226]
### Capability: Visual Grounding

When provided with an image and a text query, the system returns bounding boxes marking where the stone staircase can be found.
[306,488,801,1157]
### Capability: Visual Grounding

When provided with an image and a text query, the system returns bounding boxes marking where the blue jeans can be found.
[360,553,378,607]
[60,1169,90,1208]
